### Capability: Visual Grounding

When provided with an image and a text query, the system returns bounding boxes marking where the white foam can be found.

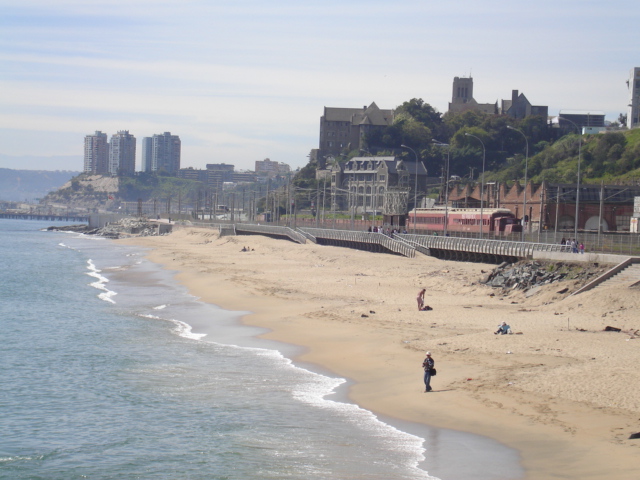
[195,342,435,479]
[171,319,208,340]
[153,304,167,310]
[86,259,117,304]
[137,313,207,340]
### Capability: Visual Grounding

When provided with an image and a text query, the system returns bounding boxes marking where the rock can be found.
[525,286,542,298]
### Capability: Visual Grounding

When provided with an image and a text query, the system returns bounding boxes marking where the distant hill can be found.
[0,168,80,202]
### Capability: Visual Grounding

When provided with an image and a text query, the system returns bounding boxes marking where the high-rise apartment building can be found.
[141,137,153,172]
[142,132,181,174]
[83,131,109,174]
[255,158,291,176]
[109,130,136,175]
[628,67,640,129]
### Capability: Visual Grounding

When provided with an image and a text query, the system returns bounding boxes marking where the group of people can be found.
[560,238,585,254]
[367,226,408,237]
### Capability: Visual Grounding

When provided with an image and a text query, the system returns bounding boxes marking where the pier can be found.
[0,213,89,222]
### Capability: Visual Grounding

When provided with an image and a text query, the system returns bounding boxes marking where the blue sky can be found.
[1,0,638,172]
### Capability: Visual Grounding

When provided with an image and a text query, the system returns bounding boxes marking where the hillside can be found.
[0,168,80,202]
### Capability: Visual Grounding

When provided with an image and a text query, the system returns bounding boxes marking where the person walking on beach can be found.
[422,352,435,392]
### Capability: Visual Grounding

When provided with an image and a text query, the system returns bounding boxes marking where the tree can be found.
[618,113,628,127]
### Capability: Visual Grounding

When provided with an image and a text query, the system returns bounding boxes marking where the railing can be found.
[399,234,574,260]
[0,213,89,222]
[300,228,416,258]
[571,256,640,295]
[237,224,307,244]
[170,217,640,259]
[219,224,236,237]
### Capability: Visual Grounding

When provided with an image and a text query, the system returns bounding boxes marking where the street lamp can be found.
[557,116,582,240]
[507,126,529,242]
[400,144,420,233]
[465,133,486,239]
[432,140,450,236]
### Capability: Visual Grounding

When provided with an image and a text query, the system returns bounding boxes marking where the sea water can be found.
[0,220,523,480]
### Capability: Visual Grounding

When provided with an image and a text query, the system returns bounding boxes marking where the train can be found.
[406,207,522,235]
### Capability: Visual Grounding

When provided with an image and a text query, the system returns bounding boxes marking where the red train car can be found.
[407,207,522,235]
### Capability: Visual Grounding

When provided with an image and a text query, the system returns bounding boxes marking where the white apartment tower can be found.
[628,67,640,129]
[142,132,181,174]
[83,131,109,174]
[109,130,136,175]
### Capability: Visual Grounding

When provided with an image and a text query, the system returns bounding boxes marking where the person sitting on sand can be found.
[494,321,511,335]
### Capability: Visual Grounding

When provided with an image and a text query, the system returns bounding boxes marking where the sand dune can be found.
[123,227,640,479]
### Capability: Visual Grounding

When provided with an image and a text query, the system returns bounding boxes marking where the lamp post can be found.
[557,116,582,240]
[465,133,486,239]
[400,144,420,233]
[432,140,450,236]
[507,126,529,242]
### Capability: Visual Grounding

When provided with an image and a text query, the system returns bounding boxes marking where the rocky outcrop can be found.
[481,261,606,294]
[48,217,167,239]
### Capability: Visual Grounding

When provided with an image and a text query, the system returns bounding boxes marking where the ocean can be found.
[0,220,523,480]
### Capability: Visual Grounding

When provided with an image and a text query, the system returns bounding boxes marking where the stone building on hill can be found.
[448,77,498,115]
[500,90,548,119]
[318,103,394,168]
[447,77,548,120]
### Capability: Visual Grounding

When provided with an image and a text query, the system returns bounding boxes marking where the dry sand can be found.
[122,227,640,479]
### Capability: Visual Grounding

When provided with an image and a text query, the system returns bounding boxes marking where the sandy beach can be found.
[122,227,640,479]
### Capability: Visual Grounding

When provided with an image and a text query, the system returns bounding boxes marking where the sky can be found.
[1,0,638,172]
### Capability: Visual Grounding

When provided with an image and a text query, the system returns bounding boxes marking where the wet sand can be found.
[122,227,640,479]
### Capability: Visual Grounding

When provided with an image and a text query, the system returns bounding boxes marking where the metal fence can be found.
[181,217,639,256]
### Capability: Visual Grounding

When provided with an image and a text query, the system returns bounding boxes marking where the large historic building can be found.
[448,76,497,114]
[318,103,394,168]
[448,77,548,120]
[500,90,548,119]
[330,155,437,222]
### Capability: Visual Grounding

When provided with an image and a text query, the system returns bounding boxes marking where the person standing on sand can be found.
[422,352,435,392]
[417,289,426,311]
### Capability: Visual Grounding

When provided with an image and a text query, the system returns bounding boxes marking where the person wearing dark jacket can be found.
[422,352,435,392]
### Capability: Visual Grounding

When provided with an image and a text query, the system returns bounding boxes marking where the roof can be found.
[323,102,394,126]
[344,156,428,175]
[558,110,605,116]
[546,184,640,203]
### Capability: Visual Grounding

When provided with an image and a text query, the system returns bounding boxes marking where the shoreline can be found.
[121,227,640,480]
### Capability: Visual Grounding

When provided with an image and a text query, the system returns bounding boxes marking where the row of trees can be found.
[351,98,640,186]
